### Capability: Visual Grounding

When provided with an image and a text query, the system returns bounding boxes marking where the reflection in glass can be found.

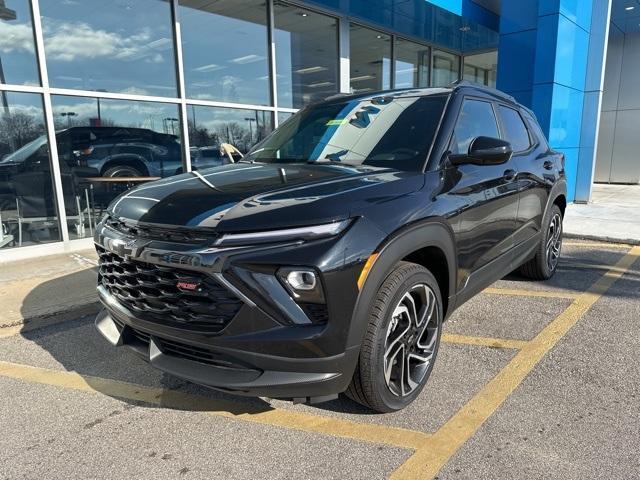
[394,38,430,89]
[51,95,183,239]
[0,0,39,86]
[179,0,270,106]
[40,0,177,96]
[274,2,339,108]
[277,111,293,126]
[350,25,391,93]
[188,105,273,157]
[463,51,497,88]
[431,50,460,87]
[0,92,61,249]
[247,95,448,172]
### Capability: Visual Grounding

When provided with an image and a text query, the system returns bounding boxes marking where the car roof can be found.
[321,81,532,115]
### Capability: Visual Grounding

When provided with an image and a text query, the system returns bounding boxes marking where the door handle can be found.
[503,169,517,182]
[543,160,554,170]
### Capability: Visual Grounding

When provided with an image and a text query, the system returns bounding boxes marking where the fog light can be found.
[285,270,317,291]
[277,267,325,304]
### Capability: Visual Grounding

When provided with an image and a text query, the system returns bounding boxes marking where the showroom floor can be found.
[1,240,639,479]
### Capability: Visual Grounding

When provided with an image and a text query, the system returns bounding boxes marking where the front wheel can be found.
[346,261,443,412]
[520,204,563,280]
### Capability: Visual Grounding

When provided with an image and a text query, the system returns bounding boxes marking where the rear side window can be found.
[450,99,499,155]
[498,106,531,152]
[522,111,549,149]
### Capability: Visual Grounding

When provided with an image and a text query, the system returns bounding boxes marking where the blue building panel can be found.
[499,0,540,34]
[538,0,594,33]
[498,0,610,202]
[554,14,590,90]
[497,30,538,92]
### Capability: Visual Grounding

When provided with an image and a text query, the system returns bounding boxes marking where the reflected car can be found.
[93,83,567,412]
[57,127,183,178]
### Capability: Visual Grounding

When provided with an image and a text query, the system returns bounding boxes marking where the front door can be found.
[442,98,520,292]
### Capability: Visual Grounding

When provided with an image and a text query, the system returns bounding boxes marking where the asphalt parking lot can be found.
[1,240,639,479]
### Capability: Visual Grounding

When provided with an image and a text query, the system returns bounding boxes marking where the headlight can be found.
[215,219,351,246]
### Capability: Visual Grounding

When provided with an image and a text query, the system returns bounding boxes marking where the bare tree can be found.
[0,112,44,149]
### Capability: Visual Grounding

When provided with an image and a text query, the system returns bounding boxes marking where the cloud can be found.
[42,18,169,64]
[0,22,35,54]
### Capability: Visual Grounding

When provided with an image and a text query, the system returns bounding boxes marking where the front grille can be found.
[97,246,242,332]
[104,216,217,245]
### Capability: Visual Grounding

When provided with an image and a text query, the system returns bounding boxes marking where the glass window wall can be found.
[463,51,497,88]
[431,49,460,87]
[0,0,40,86]
[0,91,60,249]
[1,0,494,254]
[188,105,273,159]
[40,0,177,97]
[274,2,339,108]
[394,38,430,89]
[277,111,294,126]
[179,0,270,106]
[51,95,183,240]
[350,25,391,93]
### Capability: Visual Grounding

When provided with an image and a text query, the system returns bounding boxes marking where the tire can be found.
[346,261,443,413]
[102,164,145,178]
[520,204,563,280]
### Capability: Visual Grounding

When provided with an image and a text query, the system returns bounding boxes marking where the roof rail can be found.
[449,80,516,103]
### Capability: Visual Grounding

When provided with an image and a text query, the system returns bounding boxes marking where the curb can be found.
[564,233,640,246]
[0,302,100,338]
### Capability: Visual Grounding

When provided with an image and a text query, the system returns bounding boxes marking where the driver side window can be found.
[450,99,499,155]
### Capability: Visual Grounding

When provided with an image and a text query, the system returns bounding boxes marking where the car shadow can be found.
[18,269,276,416]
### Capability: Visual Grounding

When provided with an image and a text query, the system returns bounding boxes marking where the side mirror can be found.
[450,136,513,166]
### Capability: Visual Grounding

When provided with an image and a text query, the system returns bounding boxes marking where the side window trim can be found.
[522,111,547,150]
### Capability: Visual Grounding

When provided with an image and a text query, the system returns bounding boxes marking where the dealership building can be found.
[0,0,636,259]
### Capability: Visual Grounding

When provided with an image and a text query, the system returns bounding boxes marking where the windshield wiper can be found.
[308,149,350,164]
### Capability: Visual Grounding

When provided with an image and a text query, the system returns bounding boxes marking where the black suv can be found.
[94,83,566,412]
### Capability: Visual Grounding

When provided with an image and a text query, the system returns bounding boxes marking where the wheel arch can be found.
[546,179,568,218]
[346,219,457,350]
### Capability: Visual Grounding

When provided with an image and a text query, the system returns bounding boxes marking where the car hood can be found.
[108,163,424,232]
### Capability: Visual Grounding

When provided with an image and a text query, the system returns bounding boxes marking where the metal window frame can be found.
[30,0,69,242]
[394,36,432,88]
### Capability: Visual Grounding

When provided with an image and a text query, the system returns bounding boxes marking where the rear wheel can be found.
[520,204,563,280]
[346,261,442,412]
[103,164,144,178]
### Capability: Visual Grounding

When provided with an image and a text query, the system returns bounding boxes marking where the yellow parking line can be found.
[483,287,578,300]
[391,245,640,480]
[0,360,429,450]
[441,333,528,350]
[563,241,632,250]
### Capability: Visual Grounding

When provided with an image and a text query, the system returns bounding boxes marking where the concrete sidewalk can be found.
[0,249,99,336]
[565,184,640,244]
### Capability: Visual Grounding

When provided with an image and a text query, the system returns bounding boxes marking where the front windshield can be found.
[246,94,448,171]
[0,135,47,164]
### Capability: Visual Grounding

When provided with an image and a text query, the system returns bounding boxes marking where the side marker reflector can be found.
[357,253,379,291]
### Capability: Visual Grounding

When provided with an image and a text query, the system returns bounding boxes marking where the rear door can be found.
[445,98,520,290]
[496,105,549,246]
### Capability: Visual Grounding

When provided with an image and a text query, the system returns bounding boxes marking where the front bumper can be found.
[92,219,377,400]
